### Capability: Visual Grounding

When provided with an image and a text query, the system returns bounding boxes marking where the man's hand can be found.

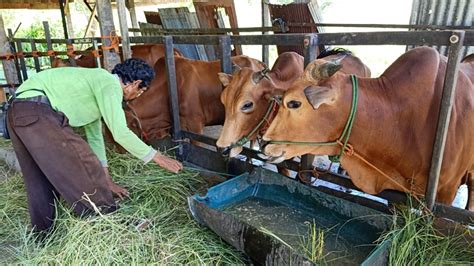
[153,153,183,173]
[103,167,130,200]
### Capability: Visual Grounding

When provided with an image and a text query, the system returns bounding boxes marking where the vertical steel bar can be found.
[29,39,41,72]
[117,0,131,60]
[15,40,27,80]
[301,34,319,171]
[218,35,232,74]
[7,28,22,83]
[261,0,269,66]
[42,21,55,66]
[163,36,181,141]
[92,39,101,68]
[426,30,465,210]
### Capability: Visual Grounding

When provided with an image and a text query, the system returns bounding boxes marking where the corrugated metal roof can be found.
[409,0,474,58]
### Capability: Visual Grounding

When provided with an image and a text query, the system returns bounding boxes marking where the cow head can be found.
[216,67,281,157]
[261,59,349,163]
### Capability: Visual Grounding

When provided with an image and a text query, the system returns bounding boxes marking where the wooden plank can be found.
[42,21,55,66]
[117,0,131,59]
[96,0,121,71]
[0,15,19,89]
[29,39,41,72]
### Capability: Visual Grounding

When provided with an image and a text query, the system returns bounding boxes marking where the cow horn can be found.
[251,68,270,85]
[232,63,241,73]
[308,61,343,82]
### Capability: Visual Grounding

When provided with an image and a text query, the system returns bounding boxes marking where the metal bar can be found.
[218,35,232,74]
[129,26,278,34]
[29,39,41,72]
[7,28,22,83]
[42,21,55,66]
[58,0,69,39]
[285,22,474,30]
[15,40,28,80]
[13,31,474,47]
[426,31,465,211]
[92,39,101,68]
[129,21,474,34]
[261,0,269,66]
[300,34,319,172]
[117,0,131,60]
[131,31,457,46]
[163,36,181,140]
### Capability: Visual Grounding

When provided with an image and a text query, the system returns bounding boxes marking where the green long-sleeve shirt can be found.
[15,67,156,166]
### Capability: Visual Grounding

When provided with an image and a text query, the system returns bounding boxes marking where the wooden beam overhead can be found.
[0,0,188,9]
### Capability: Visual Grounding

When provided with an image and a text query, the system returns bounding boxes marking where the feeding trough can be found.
[188,168,393,265]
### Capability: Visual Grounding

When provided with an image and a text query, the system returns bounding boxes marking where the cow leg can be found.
[467,172,474,211]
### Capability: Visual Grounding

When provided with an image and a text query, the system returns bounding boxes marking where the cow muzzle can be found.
[217,146,231,157]
[258,145,286,164]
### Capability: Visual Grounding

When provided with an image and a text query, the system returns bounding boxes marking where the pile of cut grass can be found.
[378,203,474,265]
[0,151,245,264]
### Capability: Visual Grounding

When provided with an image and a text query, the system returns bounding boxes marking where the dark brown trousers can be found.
[7,101,116,232]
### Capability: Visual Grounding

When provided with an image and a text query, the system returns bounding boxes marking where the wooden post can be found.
[126,0,139,36]
[219,35,232,74]
[117,0,131,60]
[58,0,69,39]
[15,39,28,80]
[7,29,22,83]
[43,21,55,66]
[261,0,269,66]
[163,36,181,141]
[65,0,75,38]
[29,39,41,72]
[96,0,121,71]
[0,15,19,98]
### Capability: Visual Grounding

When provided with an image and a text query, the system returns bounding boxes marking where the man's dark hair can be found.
[112,58,155,89]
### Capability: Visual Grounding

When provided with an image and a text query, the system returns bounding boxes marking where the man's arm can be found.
[84,119,107,166]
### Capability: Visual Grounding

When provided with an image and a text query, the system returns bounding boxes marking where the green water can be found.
[224,197,377,265]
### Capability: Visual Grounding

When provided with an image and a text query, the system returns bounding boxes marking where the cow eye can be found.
[287,100,302,109]
[240,101,254,112]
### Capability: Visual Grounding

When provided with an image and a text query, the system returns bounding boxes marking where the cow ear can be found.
[218,73,232,87]
[304,86,337,109]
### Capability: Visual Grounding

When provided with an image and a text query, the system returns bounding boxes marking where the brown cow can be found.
[216,49,370,158]
[123,55,264,141]
[52,44,183,68]
[262,47,474,210]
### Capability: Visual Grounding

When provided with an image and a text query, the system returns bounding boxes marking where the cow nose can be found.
[217,146,231,157]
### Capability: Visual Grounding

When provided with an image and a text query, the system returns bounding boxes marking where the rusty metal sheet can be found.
[269,0,323,56]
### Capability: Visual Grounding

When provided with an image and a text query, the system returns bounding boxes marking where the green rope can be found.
[269,75,359,163]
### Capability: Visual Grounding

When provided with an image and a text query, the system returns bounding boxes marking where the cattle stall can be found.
[1,28,474,263]
[121,30,474,219]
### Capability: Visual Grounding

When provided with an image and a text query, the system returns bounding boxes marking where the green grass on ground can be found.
[0,152,245,264]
